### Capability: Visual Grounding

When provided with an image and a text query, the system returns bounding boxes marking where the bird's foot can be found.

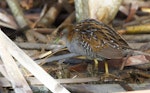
[100,73,119,82]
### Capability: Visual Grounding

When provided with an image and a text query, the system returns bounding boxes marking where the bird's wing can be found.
[75,19,130,59]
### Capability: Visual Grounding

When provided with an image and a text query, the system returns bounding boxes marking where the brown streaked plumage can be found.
[58,19,131,61]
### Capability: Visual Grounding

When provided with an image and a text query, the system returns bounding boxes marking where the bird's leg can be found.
[104,61,109,75]
[94,59,99,74]
[94,59,98,69]
[103,61,116,78]
[93,59,112,76]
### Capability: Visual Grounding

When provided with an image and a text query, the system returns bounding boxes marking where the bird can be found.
[57,18,132,76]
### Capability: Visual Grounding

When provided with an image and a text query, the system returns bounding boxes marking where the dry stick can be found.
[29,30,48,43]
[74,0,122,23]
[25,30,36,42]
[120,90,150,93]
[119,5,129,16]
[37,53,80,64]
[95,0,122,24]
[37,1,63,27]
[124,4,138,23]
[52,11,75,35]
[6,0,46,43]
[6,0,29,28]
[123,16,150,27]
[122,0,150,8]
[123,34,150,42]
[0,77,10,87]
[0,29,70,93]
[64,85,93,93]
[74,0,89,22]
[62,0,74,13]
[16,42,65,50]
[30,30,48,43]
[33,28,55,34]
[25,13,40,21]
[0,60,10,80]
[32,4,48,28]
[0,21,17,30]
[6,0,37,43]
[125,24,150,34]
[0,12,18,29]
[0,77,100,87]
[30,77,100,85]
[139,42,150,51]
[128,42,149,49]
[0,41,32,92]
[29,1,64,43]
